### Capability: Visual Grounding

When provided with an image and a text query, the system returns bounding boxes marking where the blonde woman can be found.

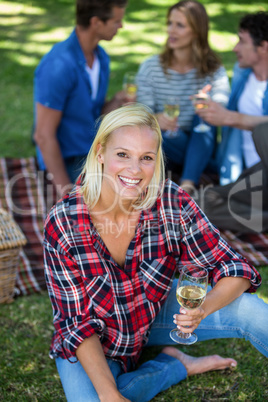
[44,104,267,402]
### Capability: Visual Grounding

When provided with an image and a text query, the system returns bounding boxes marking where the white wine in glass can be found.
[163,104,180,120]
[170,266,208,345]
[123,72,137,101]
[192,92,210,132]
[163,97,180,138]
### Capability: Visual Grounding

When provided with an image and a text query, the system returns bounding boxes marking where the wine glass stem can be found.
[177,330,191,339]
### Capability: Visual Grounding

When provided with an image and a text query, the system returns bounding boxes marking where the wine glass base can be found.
[169,329,198,345]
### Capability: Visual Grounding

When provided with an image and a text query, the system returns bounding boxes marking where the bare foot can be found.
[162,346,237,376]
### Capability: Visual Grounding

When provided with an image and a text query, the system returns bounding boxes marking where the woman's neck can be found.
[91,194,138,223]
[169,48,194,73]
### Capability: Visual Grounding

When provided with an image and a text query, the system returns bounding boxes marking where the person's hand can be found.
[117,88,137,105]
[173,306,205,333]
[122,89,137,104]
[155,113,178,132]
[200,84,212,94]
[196,100,229,127]
[103,90,134,114]
[190,84,212,101]
[114,90,131,105]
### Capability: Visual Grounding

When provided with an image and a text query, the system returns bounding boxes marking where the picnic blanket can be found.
[0,157,55,296]
[0,157,267,297]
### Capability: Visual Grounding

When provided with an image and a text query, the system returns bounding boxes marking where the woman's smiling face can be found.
[97,125,158,204]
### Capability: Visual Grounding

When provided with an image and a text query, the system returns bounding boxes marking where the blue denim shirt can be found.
[34,29,110,170]
[218,63,268,185]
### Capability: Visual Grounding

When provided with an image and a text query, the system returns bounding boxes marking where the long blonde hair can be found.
[160,0,221,77]
[80,103,165,210]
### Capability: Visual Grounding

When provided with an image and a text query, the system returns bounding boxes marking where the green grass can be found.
[0,0,268,400]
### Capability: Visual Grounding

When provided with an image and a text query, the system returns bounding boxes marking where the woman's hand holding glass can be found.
[173,296,206,335]
[156,112,178,133]
[170,266,208,345]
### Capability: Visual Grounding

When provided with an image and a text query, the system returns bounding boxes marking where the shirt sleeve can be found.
[44,216,105,359]
[210,66,230,107]
[35,55,76,111]
[176,189,261,293]
[136,57,157,111]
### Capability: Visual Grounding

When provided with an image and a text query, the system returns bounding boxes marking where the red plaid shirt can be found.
[44,179,261,370]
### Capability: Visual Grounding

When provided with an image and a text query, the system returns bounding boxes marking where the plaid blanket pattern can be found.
[0,157,55,295]
[221,231,268,266]
[0,158,267,296]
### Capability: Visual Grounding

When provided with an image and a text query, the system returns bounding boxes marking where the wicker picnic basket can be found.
[0,208,27,303]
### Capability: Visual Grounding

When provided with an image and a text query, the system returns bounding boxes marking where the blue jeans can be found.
[162,118,216,185]
[56,280,268,401]
[218,127,244,186]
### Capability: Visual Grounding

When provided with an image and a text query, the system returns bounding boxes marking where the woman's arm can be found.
[172,185,261,333]
[76,334,130,402]
[202,276,250,317]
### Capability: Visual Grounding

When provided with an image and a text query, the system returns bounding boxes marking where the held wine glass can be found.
[170,265,208,345]
[192,91,210,133]
[123,72,137,101]
[163,96,180,138]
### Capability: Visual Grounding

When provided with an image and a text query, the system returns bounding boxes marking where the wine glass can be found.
[192,92,211,133]
[163,96,180,138]
[123,72,137,101]
[170,265,208,345]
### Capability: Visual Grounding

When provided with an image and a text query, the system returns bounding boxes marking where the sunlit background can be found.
[0,0,267,157]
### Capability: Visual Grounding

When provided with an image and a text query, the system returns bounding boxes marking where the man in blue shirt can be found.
[194,12,268,233]
[196,11,268,185]
[33,0,128,196]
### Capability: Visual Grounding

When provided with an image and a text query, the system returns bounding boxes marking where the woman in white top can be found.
[137,0,230,193]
